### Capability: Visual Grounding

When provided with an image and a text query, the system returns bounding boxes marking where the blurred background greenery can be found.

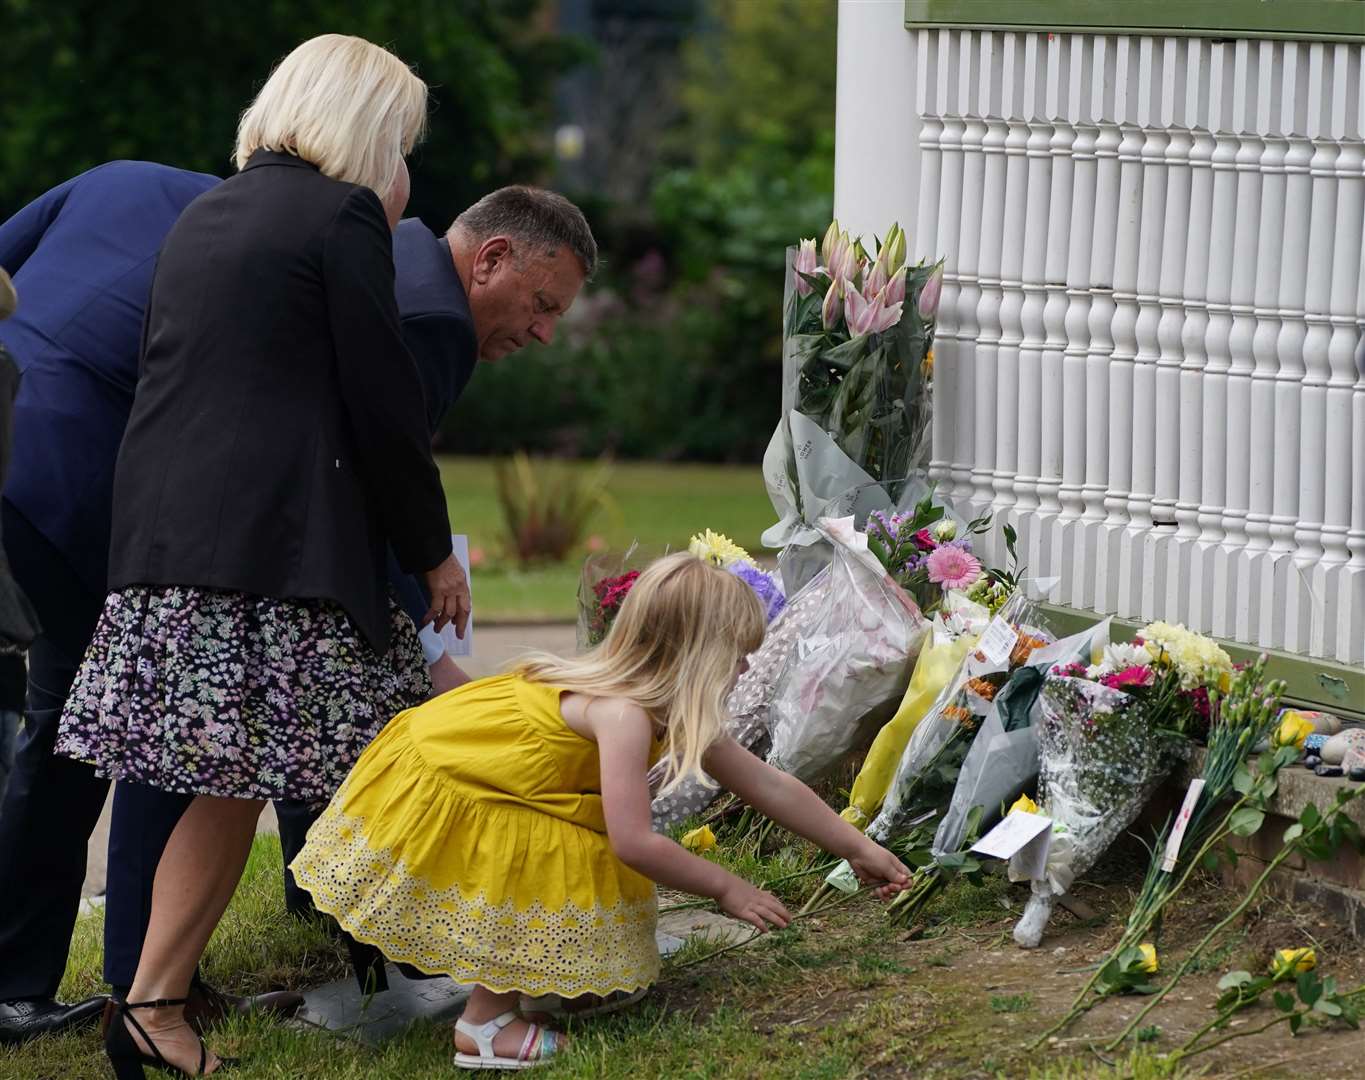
[1,0,838,612]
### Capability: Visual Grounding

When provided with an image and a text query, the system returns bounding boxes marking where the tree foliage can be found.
[0,0,586,226]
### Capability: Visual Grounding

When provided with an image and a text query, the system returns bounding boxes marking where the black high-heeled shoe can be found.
[104,997,237,1078]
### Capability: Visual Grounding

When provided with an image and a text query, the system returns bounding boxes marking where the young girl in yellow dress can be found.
[291,552,911,1070]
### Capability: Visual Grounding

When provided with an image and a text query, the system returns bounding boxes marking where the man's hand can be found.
[428,654,470,697]
[423,553,471,637]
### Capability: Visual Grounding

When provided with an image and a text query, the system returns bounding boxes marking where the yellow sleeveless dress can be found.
[291,673,661,997]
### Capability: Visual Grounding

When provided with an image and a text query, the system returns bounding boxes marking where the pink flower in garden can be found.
[925,546,982,590]
[469,546,487,568]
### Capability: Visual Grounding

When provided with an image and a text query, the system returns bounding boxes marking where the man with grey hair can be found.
[443,185,597,363]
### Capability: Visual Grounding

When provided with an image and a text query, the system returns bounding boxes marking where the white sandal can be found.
[453,1010,563,1071]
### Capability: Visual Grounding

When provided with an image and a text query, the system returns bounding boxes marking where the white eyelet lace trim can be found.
[293,809,661,998]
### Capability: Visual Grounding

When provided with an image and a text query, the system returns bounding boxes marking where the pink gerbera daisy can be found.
[1103,665,1156,690]
[925,546,982,590]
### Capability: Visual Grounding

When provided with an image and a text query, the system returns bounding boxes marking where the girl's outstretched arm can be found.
[703,736,911,898]
[590,698,791,932]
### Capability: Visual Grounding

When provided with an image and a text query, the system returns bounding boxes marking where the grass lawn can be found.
[5,819,1315,1080]
[437,456,776,622]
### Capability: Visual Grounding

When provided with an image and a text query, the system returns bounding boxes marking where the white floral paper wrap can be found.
[1011,677,1188,948]
[765,519,927,783]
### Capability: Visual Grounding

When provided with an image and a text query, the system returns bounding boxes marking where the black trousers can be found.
[0,503,106,1000]
[0,502,324,996]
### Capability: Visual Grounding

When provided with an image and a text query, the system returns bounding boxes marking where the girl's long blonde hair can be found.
[234,34,427,200]
[517,553,765,794]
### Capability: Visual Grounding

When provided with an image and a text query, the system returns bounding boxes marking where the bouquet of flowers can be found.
[864,495,1022,617]
[764,517,928,783]
[763,221,945,593]
[577,530,784,650]
[865,590,1054,848]
[1009,623,1231,948]
[930,618,1113,860]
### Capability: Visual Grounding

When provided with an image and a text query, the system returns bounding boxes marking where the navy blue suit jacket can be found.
[0,163,477,625]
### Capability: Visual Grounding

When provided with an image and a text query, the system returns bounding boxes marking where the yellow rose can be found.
[681,825,717,854]
[922,349,934,379]
[1270,947,1316,979]
[1272,712,1315,751]
[1137,943,1159,974]
[688,529,754,568]
[1010,794,1039,816]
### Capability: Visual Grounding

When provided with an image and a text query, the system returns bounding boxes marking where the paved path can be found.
[80,623,579,898]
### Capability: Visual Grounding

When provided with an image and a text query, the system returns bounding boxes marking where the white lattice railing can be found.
[839,14,1365,666]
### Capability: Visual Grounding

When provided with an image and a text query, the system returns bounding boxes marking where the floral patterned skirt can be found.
[56,586,430,802]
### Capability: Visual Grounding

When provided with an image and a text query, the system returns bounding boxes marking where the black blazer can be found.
[108,150,452,652]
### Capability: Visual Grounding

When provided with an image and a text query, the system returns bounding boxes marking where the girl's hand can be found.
[849,840,912,900]
[717,880,792,933]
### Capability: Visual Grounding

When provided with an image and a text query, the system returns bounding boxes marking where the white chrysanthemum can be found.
[1101,642,1152,672]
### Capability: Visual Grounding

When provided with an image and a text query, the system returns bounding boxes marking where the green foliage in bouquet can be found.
[783,222,944,500]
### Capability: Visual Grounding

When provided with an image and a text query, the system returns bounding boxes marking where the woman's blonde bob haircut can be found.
[516,553,766,794]
[234,34,427,199]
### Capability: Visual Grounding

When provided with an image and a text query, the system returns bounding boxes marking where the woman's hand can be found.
[848,840,913,901]
[717,880,792,934]
[423,554,471,637]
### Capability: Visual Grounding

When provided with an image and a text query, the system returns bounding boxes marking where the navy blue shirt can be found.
[0,163,477,624]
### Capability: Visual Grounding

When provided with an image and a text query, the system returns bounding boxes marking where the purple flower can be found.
[728,562,787,623]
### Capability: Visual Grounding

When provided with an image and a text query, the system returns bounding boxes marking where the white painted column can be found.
[1216,41,1264,641]
[1242,41,1288,645]
[1099,37,1143,615]
[990,34,1030,564]
[970,33,1007,529]
[1333,56,1365,665]
[1145,37,1191,622]
[1124,37,1169,619]
[1191,46,1237,633]
[1263,42,1314,651]
[1077,38,1119,612]
[952,34,987,511]
[1170,38,1214,628]
[1054,35,1099,607]
[917,30,954,494]
[1011,33,1053,569]
[833,0,919,240]
[1286,44,1339,654]
[1031,35,1074,580]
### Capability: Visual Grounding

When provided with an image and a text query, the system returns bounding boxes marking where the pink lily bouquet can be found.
[784,221,944,488]
[763,223,946,595]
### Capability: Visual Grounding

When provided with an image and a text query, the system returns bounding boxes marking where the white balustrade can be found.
[847,25,1365,665]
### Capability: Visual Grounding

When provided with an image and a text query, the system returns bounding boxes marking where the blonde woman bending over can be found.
[292,553,911,1071]
[56,34,467,1077]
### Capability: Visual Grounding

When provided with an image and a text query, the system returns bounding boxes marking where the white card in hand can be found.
[972,809,1053,880]
[439,535,473,658]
